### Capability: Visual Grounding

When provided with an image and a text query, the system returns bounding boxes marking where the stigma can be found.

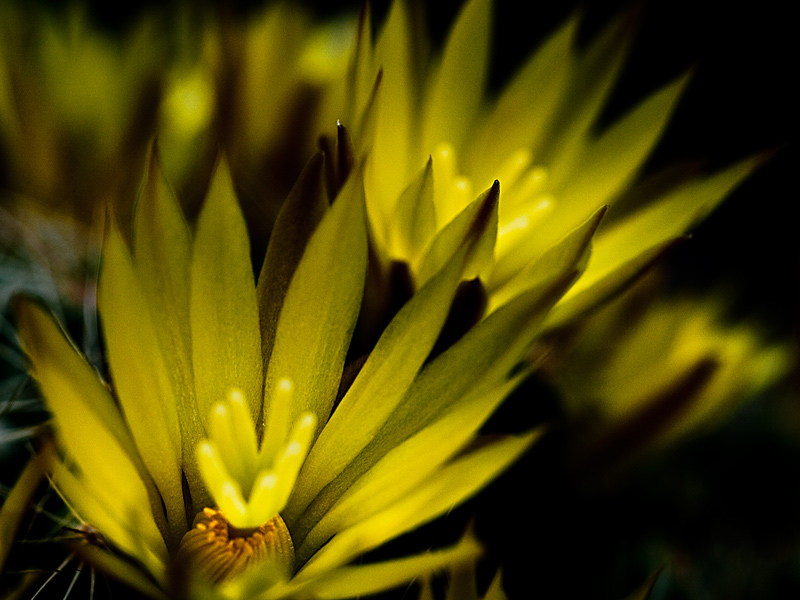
[178,507,294,583]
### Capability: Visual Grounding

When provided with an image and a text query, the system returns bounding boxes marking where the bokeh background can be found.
[1,0,796,598]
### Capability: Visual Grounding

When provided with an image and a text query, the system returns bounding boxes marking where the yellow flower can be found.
[547,271,791,463]
[157,3,353,233]
[0,4,164,223]
[15,148,564,598]
[339,0,762,326]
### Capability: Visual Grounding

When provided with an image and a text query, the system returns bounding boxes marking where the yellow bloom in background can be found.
[0,5,165,224]
[157,3,355,242]
[339,0,761,329]
[12,145,570,597]
[546,271,791,467]
[218,5,352,212]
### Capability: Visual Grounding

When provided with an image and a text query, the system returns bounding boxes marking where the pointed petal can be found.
[296,272,573,538]
[386,157,436,265]
[289,538,482,599]
[257,153,328,370]
[555,72,691,214]
[300,432,536,577]
[100,224,186,543]
[51,459,167,574]
[287,231,477,529]
[17,302,168,557]
[263,167,367,444]
[133,147,193,348]
[489,205,607,310]
[483,570,508,600]
[466,16,578,187]
[191,157,263,427]
[542,10,635,188]
[296,375,525,562]
[550,155,763,326]
[0,456,44,573]
[594,155,762,273]
[16,300,151,507]
[546,237,683,329]
[393,273,575,435]
[416,181,499,286]
[421,0,491,154]
[132,147,204,504]
[366,0,424,232]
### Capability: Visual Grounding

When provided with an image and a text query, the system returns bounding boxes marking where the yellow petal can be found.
[263,165,367,444]
[51,459,166,575]
[191,156,263,428]
[289,537,482,599]
[290,277,573,540]
[420,0,491,155]
[554,72,691,215]
[546,237,682,329]
[16,300,155,519]
[100,224,186,544]
[287,232,476,529]
[386,157,436,265]
[300,432,536,577]
[541,10,635,187]
[296,375,524,562]
[387,272,576,440]
[553,154,763,324]
[0,456,44,573]
[416,181,499,286]
[257,152,328,370]
[366,0,423,237]
[483,569,508,600]
[133,147,193,393]
[489,205,607,310]
[132,147,205,504]
[466,15,577,186]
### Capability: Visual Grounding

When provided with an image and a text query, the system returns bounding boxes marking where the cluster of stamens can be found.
[178,507,294,583]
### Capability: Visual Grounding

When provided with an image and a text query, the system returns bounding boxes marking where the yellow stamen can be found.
[178,507,294,583]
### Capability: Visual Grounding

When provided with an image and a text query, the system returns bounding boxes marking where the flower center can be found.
[178,507,294,583]
[196,383,316,529]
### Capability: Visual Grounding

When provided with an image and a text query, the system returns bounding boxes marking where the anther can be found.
[177,508,294,583]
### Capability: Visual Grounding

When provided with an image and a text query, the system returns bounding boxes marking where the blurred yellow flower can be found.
[157,3,354,232]
[547,272,790,464]
[0,5,165,223]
